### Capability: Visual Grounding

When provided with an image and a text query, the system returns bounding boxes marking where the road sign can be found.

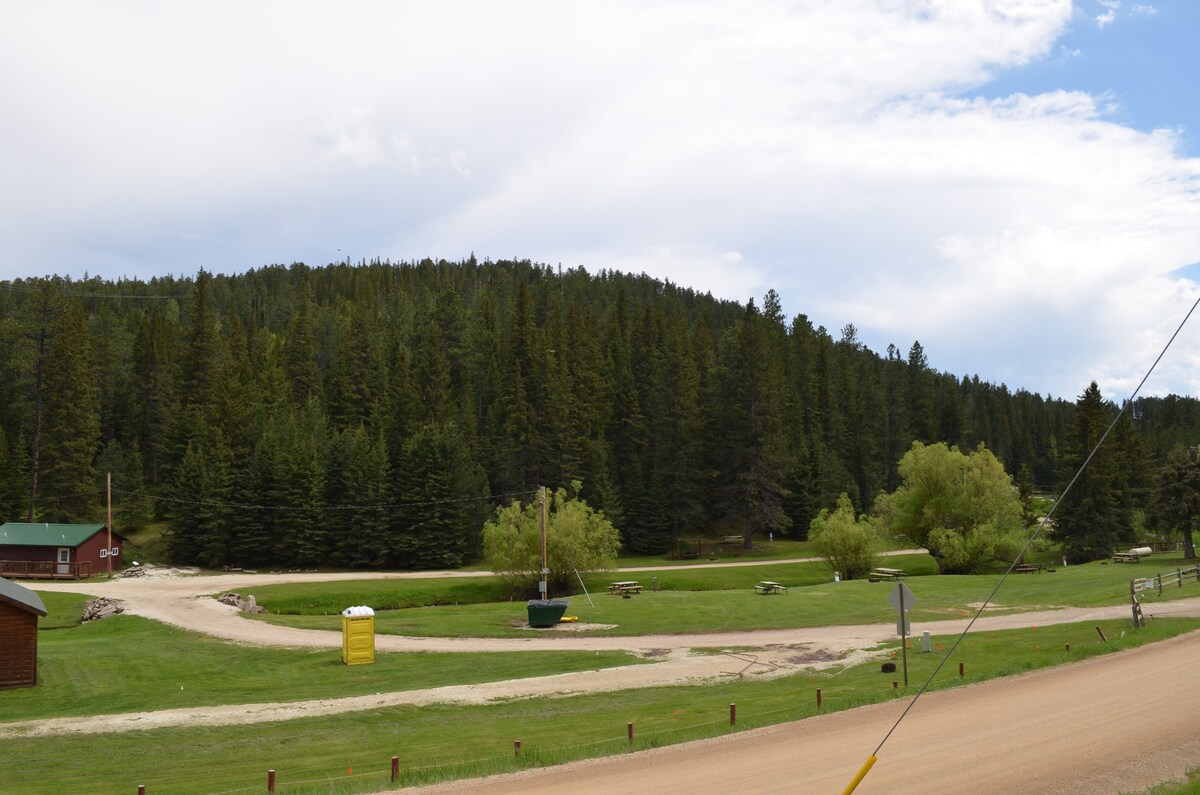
[887,581,916,687]
[1133,578,1155,592]
[888,581,916,613]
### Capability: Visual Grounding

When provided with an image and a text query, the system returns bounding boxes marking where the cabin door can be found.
[57,547,70,575]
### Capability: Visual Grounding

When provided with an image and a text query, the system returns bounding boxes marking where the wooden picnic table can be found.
[870,567,906,579]
[1113,552,1141,563]
[1013,563,1043,573]
[755,580,787,594]
[608,581,642,594]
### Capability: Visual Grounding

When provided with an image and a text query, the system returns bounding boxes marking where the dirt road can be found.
[24,567,1200,792]
[406,632,1200,794]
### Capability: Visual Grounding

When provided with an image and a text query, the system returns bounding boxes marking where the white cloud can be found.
[1096,10,1117,27]
[1,0,1199,399]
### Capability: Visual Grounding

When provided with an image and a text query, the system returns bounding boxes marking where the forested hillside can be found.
[1,259,1197,568]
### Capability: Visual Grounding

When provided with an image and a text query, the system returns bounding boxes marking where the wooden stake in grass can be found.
[730,703,736,726]
[514,741,521,756]
[628,722,634,743]
[817,688,822,708]
[267,769,276,794]
[391,756,400,782]
[958,662,964,679]
[1096,626,1108,643]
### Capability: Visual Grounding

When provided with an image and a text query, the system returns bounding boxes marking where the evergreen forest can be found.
[2,258,1199,568]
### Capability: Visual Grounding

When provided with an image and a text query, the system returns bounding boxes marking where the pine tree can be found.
[39,300,101,522]
[716,300,791,547]
[1147,443,1200,559]
[390,422,486,568]
[1055,382,1124,562]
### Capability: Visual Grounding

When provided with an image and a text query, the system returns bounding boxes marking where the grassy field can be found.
[240,552,1198,638]
[5,551,1200,793]
[0,602,643,723]
[3,617,1196,795]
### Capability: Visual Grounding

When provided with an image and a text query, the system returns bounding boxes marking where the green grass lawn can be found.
[3,617,1196,795]
[0,607,643,723]
[241,552,1200,638]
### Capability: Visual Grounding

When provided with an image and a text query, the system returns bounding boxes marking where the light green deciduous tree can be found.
[482,483,620,596]
[885,441,1028,573]
[808,492,882,580]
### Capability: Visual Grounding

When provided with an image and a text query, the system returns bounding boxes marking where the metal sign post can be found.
[887,581,917,687]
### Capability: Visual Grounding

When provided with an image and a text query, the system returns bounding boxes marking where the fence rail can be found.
[1130,565,1200,628]
[0,559,91,580]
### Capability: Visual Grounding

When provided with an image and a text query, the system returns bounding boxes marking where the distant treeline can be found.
[1,258,1198,568]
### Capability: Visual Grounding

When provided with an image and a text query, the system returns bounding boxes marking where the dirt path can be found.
[19,568,1200,745]
[402,631,1200,794]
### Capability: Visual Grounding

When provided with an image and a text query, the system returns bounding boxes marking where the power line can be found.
[850,290,1200,790]
[109,486,539,513]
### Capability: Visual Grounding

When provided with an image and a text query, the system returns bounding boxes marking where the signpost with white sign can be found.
[888,581,916,686]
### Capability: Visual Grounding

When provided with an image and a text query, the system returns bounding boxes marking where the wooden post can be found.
[267,770,276,793]
[391,756,399,782]
[817,688,822,708]
[539,486,548,600]
[1065,643,1070,652]
[1096,625,1108,643]
[627,722,634,743]
[730,703,736,726]
[958,662,964,679]
[514,740,521,756]
[137,787,145,795]
[106,472,113,580]
[892,681,898,689]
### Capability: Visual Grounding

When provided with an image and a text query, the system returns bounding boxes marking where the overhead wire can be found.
[109,486,539,513]
[860,290,1200,774]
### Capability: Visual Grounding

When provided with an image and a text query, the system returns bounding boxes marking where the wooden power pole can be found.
[106,472,113,580]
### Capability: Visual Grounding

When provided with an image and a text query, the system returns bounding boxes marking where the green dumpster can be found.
[527,599,569,628]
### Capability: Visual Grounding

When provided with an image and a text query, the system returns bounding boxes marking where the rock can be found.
[216,593,266,613]
[82,597,124,622]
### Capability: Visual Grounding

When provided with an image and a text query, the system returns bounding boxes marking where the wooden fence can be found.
[0,560,91,580]
[1129,564,1200,628]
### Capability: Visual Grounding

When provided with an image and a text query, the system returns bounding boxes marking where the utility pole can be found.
[106,472,113,580]
[539,485,548,600]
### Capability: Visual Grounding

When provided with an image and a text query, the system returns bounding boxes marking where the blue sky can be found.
[980,2,1200,154]
[2,1,1199,401]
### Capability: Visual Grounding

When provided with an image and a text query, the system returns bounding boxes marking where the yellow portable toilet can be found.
[341,605,375,665]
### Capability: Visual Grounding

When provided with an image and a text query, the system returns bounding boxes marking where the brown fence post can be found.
[1096,626,1108,643]
[137,787,145,795]
[267,769,276,794]
[514,740,521,756]
[628,722,634,743]
[958,662,964,679]
[817,688,822,708]
[391,756,400,782]
[730,703,736,726]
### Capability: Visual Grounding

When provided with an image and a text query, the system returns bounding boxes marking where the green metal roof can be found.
[0,576,48,616]
[0,523,108,547]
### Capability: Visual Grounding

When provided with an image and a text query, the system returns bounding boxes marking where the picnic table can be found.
[608,581,642,595]
[1112,552,1141,563]
[1013,563,1043,573]
[754,580,787,594]
[870,567,907,580]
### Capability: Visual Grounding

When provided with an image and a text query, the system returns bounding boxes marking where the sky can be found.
[3,1,1200,401]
